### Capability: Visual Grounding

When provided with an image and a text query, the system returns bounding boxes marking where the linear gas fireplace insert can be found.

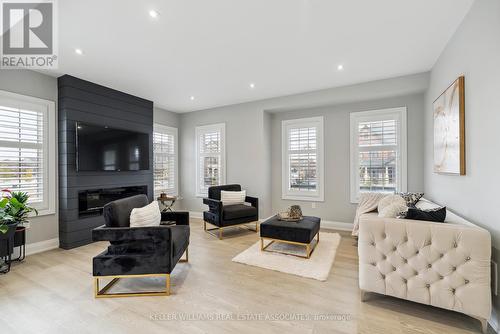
[78,185,148,218]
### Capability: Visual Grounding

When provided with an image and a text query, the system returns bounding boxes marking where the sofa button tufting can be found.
[371,262,376,266]
[465,279,469,284]
[451,288,456,293]
[440,253,444,258]
[381,274,385,279]
[427,264,432,268]
[403,278,407,283]
[382,255,386,260]
[416,250,419,254]
[393,267,396,271]
[466,256,471,261]
[382,233,386,238]
[404,237,408,242]
[393,247,397,251]
[439,275,444,279]
[371,242,375,246]
[403,259,408,263]
[452,266,456,271]
[426,284,430,288]
[453,242,458,248]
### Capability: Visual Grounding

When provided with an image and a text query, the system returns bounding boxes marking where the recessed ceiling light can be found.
[190,96,195,101]
[337,64,344,71]
[249,83,255,89]
[149,10,159,18]
[75,48,83,55]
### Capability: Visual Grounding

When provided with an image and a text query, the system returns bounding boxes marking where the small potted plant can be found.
[0,190,38,273]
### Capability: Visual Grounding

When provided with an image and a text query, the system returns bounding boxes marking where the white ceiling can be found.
[47,0,474,112]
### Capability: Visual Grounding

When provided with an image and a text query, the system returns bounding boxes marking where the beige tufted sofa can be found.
[358,199,491,333]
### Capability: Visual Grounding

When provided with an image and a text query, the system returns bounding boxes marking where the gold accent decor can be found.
[204,220,258,240]
[433,75,465,175]
[260,232,319,259]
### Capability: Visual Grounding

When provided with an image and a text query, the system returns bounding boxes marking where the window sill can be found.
[282,194,324,202]
[31,208,56,218]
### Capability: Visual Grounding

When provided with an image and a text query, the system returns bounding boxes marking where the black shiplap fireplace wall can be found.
[58,75,153,249]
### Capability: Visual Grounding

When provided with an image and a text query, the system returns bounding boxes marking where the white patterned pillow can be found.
[130,201,161,227]
[398,192,424,207]
[378,195,407,218]
[221,190,246,206]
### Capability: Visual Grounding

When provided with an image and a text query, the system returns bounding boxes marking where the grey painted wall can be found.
[178,74,428,219]
[179,105,272,217]
[423,0,500,326]
[424,0,500,247]
[154,107,180,128]
[270,93,425,223]
[0,70,59,245]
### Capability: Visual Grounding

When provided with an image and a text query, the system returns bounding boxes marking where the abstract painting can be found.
[433,76,465,175]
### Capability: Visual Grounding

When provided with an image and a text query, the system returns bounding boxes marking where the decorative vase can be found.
[289,205,303,219]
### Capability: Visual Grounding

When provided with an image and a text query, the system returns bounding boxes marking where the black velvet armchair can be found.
[203,184,259,239]
[92,195,189,298]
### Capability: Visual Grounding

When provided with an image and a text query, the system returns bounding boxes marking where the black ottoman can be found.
[260,215,320,258]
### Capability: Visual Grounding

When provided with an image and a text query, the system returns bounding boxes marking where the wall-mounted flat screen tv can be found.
[76,122,150,171]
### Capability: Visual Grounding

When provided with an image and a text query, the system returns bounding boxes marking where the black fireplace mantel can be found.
[58,75,153,249]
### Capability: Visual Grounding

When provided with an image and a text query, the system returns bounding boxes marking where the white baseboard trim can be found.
[321,220,353,231]
[190,211,352,231]
[189,211,203,219]
[25,238,60,256]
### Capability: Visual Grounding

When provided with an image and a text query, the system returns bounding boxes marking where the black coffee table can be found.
[260,215,320,258]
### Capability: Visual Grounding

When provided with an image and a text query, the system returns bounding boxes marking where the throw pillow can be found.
[378,194,406,212]
[399,192,424,207]
[221,190,246,206]
[405,207,446,222]
[379,203,408,218]
[130,201,161,227]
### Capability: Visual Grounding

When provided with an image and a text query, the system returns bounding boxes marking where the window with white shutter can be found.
[350,107,407,203]
[195,123,225,197]
[0,90,56,215]
[153,124,178,198]
[282,117,324,201]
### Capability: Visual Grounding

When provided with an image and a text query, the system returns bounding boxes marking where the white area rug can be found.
[232,232,341,281]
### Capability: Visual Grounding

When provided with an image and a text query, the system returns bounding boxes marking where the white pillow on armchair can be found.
[130,201,161,227]
[221,190,246,206]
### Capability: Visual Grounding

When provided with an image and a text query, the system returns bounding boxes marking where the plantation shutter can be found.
[195,123,225,197]
[0,104,45,203]
[198,131,221,195]
[153,126,177,198]
[287,126,317,192]
[357,119,398,193]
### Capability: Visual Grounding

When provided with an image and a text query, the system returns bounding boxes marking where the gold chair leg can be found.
[94,277,99,297]
[166,274,171,296]
[94,274,170,298]
[260,238,263,250]
[219,227,223,240]
[306,244,311,258]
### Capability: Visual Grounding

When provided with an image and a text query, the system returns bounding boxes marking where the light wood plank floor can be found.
[0,219,489,334]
